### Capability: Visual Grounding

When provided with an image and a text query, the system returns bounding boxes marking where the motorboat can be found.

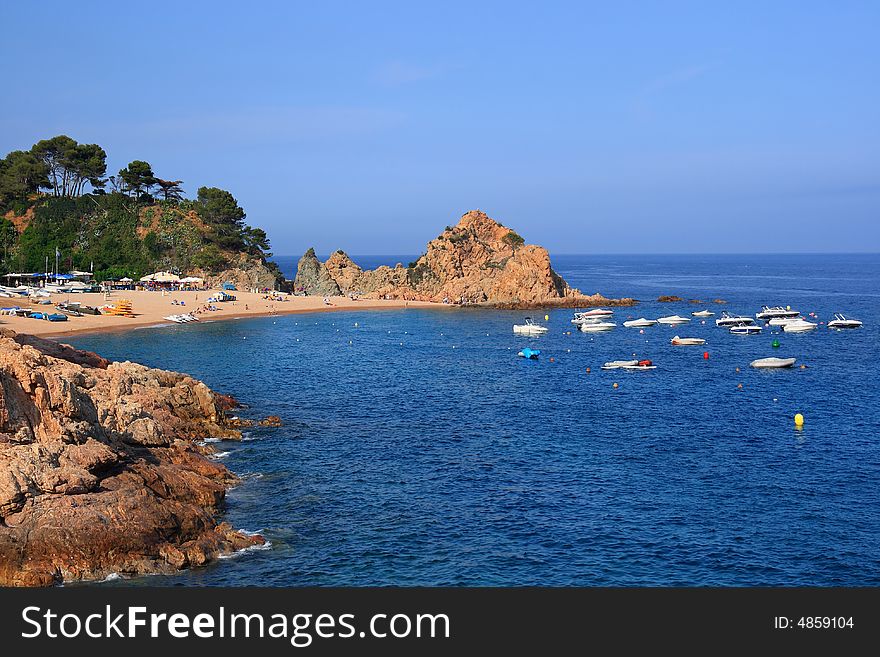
[729,325,762,335]
[571,309,613,324]
[756,306,800,320]
[767,317,798,327]
[827,314,863,329]
[692,309,715,317]
[622,318,657,328]
[750,357,797,368]
[579,321,616,332]
[601,360,638,370]
[518,348,540,359]
[670,336,706,346]
[622,359,656,370]
[656,315,691,325]
[716,312,755,327]
[513,317,549,335]
[782,318,817,333]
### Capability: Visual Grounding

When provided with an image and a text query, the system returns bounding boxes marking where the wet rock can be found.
[258,415,282,427]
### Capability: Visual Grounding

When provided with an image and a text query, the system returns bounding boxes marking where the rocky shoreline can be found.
[0,329,265,586]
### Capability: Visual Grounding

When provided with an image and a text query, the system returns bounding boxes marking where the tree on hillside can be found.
[118,160,156,199]
[242,226,271,255]
[30,135,106,197]
[155,178,185,201]
[196,186,246,248]
[0,150,49,205]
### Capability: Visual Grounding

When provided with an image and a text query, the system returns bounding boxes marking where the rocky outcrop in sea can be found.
[0,329,263,586]
[293,210,635,308]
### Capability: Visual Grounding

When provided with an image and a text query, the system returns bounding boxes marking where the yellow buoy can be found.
[794,413,804,427]
[544,314,549,321]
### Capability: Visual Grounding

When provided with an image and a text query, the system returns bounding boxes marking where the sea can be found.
[66,254,880,586]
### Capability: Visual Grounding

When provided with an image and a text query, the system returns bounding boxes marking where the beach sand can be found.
[1,290,442,338]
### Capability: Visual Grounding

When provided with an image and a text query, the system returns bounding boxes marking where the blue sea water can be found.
[67,254,880,586]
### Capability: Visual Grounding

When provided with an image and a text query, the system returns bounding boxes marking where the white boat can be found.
[692,309,715,317]
[756,305,800,320]
[571,309,613,324]
[601,359,638,370]
[513,317,549,335]
[782,318,817,333]
[579,321,616,332]
[827,313,863,329]
[656,315,691,325]
[750,357,797,369]
[767,317,798,327]
[164,313,199,324]
[623,318,657,328]
[730,325,762,335]
[670,336,706,346]
[716,312,755,327]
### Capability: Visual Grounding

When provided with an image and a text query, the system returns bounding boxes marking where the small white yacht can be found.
[571,309,613,324]
[766,317,798,327]
[782,318,817,333]
[750,357,797,368]
[513,317,549,335]
[670,336,706,346]
[692,309,715,317]
[601,359,639,370]
[730,325,762,335]
[656,315,691,325]
[579,321,616,332]
[756,306,800,320]
[716,312,756,327]
[827,314,863,329]
[622,318,657,328]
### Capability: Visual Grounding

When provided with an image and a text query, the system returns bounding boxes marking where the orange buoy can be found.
[737,383,743,389]
[586,367,591,373]
[612,382,619,389]
[703,351,709,359]
[549,357,555,362]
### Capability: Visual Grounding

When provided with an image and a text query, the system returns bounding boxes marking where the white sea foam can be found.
[219,532,273,560]
[99,572,123,582]
[210,450,231,459]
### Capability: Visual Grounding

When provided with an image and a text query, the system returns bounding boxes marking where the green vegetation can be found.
[0,135,282,283]
[502,230,525,249]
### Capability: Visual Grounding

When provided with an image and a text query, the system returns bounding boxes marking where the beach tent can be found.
[119,277,133,282]
[179,276,204,284]
[140,271,181,283]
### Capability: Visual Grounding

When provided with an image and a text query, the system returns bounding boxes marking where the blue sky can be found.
[1,1,878,254]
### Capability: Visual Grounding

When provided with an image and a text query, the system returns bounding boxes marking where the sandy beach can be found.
[1,290,442,338]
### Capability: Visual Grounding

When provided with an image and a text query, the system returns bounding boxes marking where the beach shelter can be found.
[179,276,204,284]
[140,271,181,283]
[119,277,133,283]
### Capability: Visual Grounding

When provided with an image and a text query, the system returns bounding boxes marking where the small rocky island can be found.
[0,329,262,586]
[294,210,635,308]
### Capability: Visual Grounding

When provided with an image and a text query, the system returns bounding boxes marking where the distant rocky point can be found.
[293,210,635,308]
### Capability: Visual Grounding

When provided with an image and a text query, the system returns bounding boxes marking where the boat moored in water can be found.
[716,312,756,327]
[782,318,817,333]
[756,305,800,320]
[692,309,715,317]
[518,348,540,359]
[579,321,616,332]
[827,314,863,329]
[730,325,762,335]
[623,318,657,328]
[750,357,797,368]
[513,317,549,335]
[656,315,691,325]
[670,336,706,345]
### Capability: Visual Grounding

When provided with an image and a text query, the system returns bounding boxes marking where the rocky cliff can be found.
[293,210,635,307]
[0,329,262,586]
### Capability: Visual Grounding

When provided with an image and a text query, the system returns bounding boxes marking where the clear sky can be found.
[1,1,878,255]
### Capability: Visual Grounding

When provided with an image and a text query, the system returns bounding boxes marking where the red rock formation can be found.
[295,210,635,307]
[0,330,262,586]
